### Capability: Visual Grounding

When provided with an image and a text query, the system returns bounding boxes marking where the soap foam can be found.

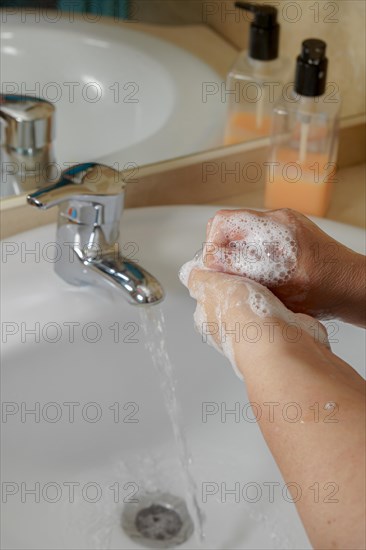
[178,250,204,287]
[206,212,298,286]
[246,281,330,347]
[246,281,294,321]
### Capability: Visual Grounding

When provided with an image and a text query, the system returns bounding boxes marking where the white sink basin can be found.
[1,16,225,168]
[1,206,365,549]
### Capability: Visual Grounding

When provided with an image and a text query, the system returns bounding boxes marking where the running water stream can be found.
[139,306,205,542]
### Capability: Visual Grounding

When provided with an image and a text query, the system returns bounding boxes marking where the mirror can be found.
[1,0,365,201]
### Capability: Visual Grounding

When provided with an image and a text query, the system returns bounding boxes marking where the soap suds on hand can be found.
[178,250,204,287]
[204,212,299,286]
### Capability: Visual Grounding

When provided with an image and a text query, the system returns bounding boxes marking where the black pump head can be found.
[235,2,280,61]
[295,39,328,97]
[236,1,277,27]
[301,39,327,64]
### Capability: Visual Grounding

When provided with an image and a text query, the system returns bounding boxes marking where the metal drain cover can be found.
[122,492,194,548]
[135,504,183,540]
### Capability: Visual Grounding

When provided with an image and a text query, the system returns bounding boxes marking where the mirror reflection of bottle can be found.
[264,39,341,217]
[224,2,290,144]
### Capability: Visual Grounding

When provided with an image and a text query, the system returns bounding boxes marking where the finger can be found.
[188,268,248,303]
[206,209,267,246]
[188,267,220,298]
[206,209,246,246]
[203,210,250,270]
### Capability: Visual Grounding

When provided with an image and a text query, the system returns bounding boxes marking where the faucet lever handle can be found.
[27,163,126,209]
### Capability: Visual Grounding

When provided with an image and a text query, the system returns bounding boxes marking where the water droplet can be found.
[324,401,337,410]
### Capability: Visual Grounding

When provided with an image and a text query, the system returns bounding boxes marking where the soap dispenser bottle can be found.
[264,39,341,217]
[224,1,290,144]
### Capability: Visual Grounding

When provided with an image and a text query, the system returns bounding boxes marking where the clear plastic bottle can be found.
[264,39,341,217]
[224,2,290,145]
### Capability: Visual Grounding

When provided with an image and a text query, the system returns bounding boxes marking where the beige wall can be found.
[132,1,204,25]
[203,0,365,118]
[135,0,365,119]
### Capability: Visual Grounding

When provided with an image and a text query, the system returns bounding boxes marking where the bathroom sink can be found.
[1,206,365,549]
[1,15,225,168]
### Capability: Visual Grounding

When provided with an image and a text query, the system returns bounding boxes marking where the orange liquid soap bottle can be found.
[264,39,341,217]
[224,2,290,145]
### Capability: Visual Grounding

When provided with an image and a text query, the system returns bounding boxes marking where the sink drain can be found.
[135,504,183,540]
[121,492,194,548]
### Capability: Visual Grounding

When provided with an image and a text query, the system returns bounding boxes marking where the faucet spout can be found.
[85,252,164,305]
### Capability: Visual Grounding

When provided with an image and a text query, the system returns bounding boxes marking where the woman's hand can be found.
[202,208,365,326]
[180,262,330,378]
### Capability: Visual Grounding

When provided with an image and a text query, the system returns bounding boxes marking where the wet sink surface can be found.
[1,206,365,549]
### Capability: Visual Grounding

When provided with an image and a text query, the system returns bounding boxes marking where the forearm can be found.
[184,261,365,546]
[235,337,366,550]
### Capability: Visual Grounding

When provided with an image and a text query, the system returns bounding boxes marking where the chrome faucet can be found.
[27,163,164,305]
[0,94,56,197]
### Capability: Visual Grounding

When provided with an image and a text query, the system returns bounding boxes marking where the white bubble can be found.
[208,212,298,286]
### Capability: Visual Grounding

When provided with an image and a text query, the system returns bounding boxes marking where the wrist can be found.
[290,244,365,325]
[232,317,323,378]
